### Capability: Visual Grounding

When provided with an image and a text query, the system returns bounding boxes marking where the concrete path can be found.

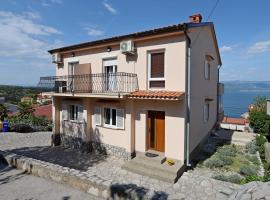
[214,129,256,145]
[0,162,102,200]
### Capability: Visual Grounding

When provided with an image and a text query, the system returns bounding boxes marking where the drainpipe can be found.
[216,65,222,126]
[183,24,192,167]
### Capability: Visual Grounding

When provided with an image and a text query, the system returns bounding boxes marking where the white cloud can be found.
[85,27,104,36]
[220,45,233,53]
[103,1,117,14]
[248,40,270,54]
[41,0,62,7]
[0,10,62,59]
[23,11,41,19]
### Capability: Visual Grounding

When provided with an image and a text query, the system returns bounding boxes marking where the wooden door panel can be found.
[155,112,165,152]
[147,111,165,152]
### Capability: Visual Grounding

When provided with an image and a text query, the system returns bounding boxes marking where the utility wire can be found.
[192,0,220,46]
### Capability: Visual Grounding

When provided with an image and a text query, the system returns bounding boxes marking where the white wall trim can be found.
[66,57,79,63]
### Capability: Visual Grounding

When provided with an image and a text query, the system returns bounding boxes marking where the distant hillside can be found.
[223,81,270,92]
[0,85,41,104]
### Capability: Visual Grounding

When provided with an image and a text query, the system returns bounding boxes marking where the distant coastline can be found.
[223,81,270,118]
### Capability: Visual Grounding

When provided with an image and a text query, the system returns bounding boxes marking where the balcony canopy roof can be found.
[127,90,185,100]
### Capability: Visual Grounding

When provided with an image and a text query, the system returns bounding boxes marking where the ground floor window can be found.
[102,107,124,129]
[67,104,83,121]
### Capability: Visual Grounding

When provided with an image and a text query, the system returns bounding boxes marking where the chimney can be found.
[189,13,202,23]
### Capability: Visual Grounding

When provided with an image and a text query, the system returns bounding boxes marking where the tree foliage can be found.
[249,96,270,136]
[0,104,7,121]
[18,102,34,117]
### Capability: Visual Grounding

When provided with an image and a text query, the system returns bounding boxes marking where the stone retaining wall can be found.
[60,134,133,160]
[0,150,110,199]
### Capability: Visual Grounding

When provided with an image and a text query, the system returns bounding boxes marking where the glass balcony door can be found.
[68,62,79,92]
[103,58,117,92]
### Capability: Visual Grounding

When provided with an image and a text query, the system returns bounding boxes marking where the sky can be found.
[0,0,270,86]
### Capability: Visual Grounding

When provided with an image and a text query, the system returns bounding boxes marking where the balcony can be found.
[37,72,138,95]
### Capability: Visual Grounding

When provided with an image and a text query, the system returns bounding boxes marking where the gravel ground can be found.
[0,162,103,200]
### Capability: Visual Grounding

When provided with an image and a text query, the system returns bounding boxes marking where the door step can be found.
[122,153,185,183]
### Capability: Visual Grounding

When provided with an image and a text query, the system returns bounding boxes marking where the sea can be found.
[223,90,270,118]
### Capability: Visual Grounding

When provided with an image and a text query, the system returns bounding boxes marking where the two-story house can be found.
[38,14,224,182]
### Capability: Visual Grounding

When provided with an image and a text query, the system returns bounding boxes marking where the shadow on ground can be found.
[5,146,108,171]
[110,183,168,200]
[0,156,27,186]
[191,129,235,167]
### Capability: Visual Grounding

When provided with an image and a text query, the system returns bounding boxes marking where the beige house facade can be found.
[39,14,224,165]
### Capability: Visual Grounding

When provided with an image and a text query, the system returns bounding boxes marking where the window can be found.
[68,105,83,121]
[204,102,210,122]
[148,51,165,88]
[204,60,210,80]
[103,107,124,129]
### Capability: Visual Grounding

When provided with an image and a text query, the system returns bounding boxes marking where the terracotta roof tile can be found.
[33,104,52,120]
[222,117,248,125]
[127,90,184,100]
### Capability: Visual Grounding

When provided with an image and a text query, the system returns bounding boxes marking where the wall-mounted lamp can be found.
[107,47,112,52]
[71,52,75,57]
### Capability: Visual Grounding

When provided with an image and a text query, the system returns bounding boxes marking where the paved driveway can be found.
[0,162,102,200]
[0,131,239,199]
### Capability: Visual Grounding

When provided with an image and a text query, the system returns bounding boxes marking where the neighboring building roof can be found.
[33,104,52,120]
[222,117,248,125]
[127,90,184,100]
[48,22,221,65]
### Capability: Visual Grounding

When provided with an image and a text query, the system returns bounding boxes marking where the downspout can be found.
[216,65,222,125]
[183,24,192,167]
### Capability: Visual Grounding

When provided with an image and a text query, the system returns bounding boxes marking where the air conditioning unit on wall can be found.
[120,40,135,55]
[52,53,62,64]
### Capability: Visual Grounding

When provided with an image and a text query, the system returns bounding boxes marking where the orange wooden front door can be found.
[147,111,165,152]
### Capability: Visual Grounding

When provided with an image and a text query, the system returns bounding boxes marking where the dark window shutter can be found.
[151,52,164,78]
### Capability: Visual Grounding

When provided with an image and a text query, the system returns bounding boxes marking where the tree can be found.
[0,104,7,121]
[18,102,34,117]
[249,96,270,136]
[253,96,267,112]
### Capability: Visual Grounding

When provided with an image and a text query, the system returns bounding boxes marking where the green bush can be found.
[218,155,233,165]
[239,165,258,176]
[8,115,52,132]
[204,158,224,168]
[255,134,267,159]
[217,145,237,157]
[245,155,260,166]
[213,174,242,184]
[240,175,263,184]
[246,141,258,154]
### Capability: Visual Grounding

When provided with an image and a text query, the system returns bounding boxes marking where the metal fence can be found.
[37,72,138,94]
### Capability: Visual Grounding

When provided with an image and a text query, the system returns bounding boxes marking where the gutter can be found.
[183,24,192,167]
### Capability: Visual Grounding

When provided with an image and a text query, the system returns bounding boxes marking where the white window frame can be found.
[103,107,117,128]
[147,49,165,89]
[203,102,210,123]
[68,104,84,122]
[103,107,124,130]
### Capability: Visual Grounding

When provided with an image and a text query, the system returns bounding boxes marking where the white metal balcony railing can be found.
[37,72,139,94]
